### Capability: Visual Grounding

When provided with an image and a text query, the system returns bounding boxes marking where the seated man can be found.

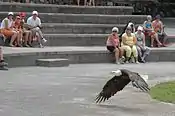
[152,15,167,47]
[121,26,139,64]
[106,27,125,64]
[135,26,150,63]
[143,15,162,47]
[27,11,47,48]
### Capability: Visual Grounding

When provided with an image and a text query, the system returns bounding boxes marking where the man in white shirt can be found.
[27,11,47,48]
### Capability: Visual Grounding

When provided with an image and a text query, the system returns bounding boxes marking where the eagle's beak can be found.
[110,70,122,76]
[140,74,148,82]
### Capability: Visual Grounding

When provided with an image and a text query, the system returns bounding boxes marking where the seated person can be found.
[135,26,150,63]
[12,15,23,47]
[106,27,125,64]
[19,12,32,47]
[27,11,47,48]
[121,26,139,64]
[143,15,162,47]
[128,22,136,33]
[152,15,167,47]
[0,12,18,47]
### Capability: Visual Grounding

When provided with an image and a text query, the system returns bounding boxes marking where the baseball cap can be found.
[32,11,38,15]
[137,26,143,31]
[19,12,26,17]
[8,12,14,16]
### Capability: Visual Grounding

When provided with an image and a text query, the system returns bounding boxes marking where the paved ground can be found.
[0,62,175,116]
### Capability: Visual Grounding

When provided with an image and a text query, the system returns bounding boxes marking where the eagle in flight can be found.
[95,69,150,103]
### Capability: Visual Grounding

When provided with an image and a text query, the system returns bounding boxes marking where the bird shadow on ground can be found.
[96,104,144,113]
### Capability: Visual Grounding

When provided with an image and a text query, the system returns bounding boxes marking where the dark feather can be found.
[95,75,131,103]
[95,69,150,103]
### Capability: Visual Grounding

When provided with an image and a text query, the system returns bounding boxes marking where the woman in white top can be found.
[135,26,150,63]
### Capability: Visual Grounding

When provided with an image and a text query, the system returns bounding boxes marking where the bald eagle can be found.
[95,69,150,103]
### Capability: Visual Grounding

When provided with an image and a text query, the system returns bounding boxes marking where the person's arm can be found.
[121,34,127,46]
[142,33,146,46]
[133,34,137,45]
[37,18,42,28]
[160,21,164,34]
[3,19,10,30]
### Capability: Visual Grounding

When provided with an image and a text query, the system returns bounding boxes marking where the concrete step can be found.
[42,34,174,46]
[36,58,69,67]
[41,23,131,34]
[0,12,147,24]
[0,3,133,15]
[3,46,175,68]
[44,34,107,46]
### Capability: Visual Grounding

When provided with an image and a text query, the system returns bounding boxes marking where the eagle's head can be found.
[110,70,148,82]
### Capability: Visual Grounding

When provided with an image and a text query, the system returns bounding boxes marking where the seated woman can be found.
[106,27,125,64]
[143,15,162,47]
[135,26,150,63]
[152,15,167,47]
[121,26,139,64]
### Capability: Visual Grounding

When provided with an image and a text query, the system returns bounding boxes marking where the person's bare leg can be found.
[119,47,125,64]
[114,48,120,64]
[28,31,32,45]
[154,33,162,47]
[77,0,80,5]
[0,46,8,67]
[84,0,87,5]
[17,31,22,47]
[24,31,29,47]
[9,32,17,47]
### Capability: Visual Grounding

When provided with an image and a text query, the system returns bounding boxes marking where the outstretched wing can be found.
[129,72,150,92]
[95,75,131,103]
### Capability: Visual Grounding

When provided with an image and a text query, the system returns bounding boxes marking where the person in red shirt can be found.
[12,15,23,47]
[152,15,167,46]
[19,12,32,47]
[106,27,125,64]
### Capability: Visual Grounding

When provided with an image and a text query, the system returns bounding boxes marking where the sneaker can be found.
[125,61,129,64]
[115,61,120,64]
[0,61,8,66]
[42,38,47,43]
[119,56,125,64]
[39,43,44,48]
[0,66,8,70]
[135,61,140,64]
[141,57,146,63]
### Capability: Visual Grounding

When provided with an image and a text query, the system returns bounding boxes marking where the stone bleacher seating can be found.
[0,2,174,67]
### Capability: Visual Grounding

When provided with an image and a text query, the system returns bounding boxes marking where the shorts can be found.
[107,46,118,52]
[0,29,14,38]
[144,31,155,37]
